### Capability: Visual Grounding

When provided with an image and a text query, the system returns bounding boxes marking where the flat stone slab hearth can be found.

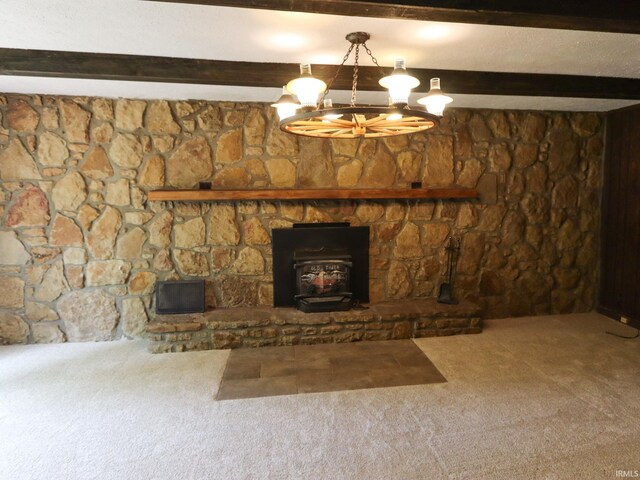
[146,298,482,353]
[216,340,447,400]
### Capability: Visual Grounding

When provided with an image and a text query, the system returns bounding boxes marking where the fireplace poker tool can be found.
[437,237,460,305]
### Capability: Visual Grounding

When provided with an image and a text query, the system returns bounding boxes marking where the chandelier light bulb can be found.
[270,86,300,120]
[386,99,403,121]
[322,99,343,120]
[286,63,327,108]
[386,113,403,121]
[417,77,453,117]
[378,58,420,106]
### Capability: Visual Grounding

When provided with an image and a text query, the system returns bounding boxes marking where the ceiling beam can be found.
[2,48,639,100]
[145,0,640,34]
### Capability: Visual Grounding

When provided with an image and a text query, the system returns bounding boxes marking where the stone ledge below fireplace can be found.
[145,299,483,353]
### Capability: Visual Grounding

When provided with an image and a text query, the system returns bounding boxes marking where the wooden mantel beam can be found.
[2,48,640,100]
[147,187,479,202]
[145,0,640,34]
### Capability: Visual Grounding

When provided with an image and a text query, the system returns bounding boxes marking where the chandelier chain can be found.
[316,39,389,109]
[318,42,355,108]
[351,45,360,106]
[363,42,387,78]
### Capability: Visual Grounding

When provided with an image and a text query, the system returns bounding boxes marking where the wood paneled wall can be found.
[599,105,640,322]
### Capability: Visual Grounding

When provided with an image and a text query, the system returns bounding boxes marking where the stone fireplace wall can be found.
[0,94,603,344]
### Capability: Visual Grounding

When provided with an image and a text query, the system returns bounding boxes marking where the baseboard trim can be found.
[597,306,640,329]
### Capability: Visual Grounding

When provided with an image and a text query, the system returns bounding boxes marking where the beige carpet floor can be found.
[1,312,639,479]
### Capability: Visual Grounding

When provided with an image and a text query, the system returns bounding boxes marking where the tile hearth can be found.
[216,339,447,400]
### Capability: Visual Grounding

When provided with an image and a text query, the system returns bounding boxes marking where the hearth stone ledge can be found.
[145,299,482,353]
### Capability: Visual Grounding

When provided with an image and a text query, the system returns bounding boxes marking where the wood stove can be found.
[294,249,353,312]
[272,223,369,312]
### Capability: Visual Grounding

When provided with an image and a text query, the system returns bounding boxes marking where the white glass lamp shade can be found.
[270,86,301,120]
[286,63,327,108]
[378,58,420,106]
[417,78,453,116]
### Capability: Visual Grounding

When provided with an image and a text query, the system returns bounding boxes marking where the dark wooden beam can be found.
[145,0,640,34]
[2,48,640,100]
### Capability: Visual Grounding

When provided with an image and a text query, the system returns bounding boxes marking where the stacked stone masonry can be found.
[146,299,482,353]
[0,94,603,345]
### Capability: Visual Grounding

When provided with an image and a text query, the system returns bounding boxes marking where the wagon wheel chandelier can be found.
[271,32,452,139]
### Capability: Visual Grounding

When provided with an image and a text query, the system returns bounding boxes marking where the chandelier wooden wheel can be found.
[279,106,440,138]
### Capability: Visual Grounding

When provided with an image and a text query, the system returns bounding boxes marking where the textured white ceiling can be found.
[1,0,639,111]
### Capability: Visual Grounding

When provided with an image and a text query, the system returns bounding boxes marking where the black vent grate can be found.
[155,280,205,314]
